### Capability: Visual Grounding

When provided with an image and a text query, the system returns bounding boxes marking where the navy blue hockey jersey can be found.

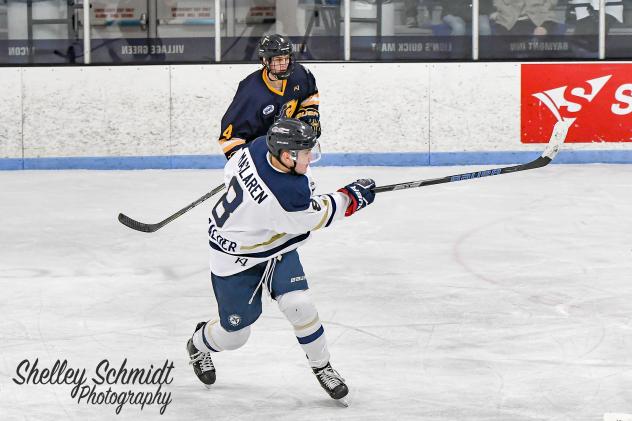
[218,64,319,158]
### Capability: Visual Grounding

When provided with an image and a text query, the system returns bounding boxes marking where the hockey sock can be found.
[277,290,330,368]
[193,320,250,353]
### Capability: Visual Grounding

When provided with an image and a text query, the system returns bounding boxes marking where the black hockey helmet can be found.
[266,118,320,162]
[258,33,294,80]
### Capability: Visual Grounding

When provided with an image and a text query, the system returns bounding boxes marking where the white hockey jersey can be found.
[208,137,350,276]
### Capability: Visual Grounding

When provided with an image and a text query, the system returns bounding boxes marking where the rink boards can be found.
[1,62,631,170]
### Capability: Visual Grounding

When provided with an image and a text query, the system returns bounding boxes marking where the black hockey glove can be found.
[295,107,321,138]
[338,179,376,217]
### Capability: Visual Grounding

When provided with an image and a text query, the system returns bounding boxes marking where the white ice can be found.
[1,164,632,421]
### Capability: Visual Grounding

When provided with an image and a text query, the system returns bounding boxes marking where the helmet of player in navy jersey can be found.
[258,34,295,80]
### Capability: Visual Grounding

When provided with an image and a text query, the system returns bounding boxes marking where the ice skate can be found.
[187,322,216,388]
[313,362,349,407]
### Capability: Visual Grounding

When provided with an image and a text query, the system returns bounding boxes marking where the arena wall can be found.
[1,62,630,169]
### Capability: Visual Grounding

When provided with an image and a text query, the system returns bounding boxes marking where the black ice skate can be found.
[313,363,349,406]
[187,322,216,388]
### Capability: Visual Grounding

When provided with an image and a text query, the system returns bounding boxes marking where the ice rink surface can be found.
[1,164,631,421]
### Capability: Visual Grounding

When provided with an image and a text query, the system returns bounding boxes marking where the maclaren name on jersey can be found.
[237,152,269,204]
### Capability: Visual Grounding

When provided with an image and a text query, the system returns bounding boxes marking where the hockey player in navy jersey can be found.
[187,119,375,406]
[218,33,321,159]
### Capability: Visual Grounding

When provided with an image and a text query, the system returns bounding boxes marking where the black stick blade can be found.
[118,213,159,233]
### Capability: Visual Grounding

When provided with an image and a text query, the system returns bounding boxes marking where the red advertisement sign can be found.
[521,63,632,143]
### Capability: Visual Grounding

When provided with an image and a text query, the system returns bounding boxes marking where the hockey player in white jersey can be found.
[186,118,376,405]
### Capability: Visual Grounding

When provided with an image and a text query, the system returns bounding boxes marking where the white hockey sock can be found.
[277,290,330,369]
[192,320,251,353]
[192,320,221,353]
[295,316,330,369]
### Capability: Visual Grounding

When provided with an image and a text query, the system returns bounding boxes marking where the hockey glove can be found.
[338,179,376,217]
[295,107,321,138]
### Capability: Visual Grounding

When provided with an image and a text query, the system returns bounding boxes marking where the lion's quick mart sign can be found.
[521,63,632,143]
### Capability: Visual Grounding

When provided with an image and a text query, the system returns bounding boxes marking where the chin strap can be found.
[285,160,299,176]
[276,154,299,175]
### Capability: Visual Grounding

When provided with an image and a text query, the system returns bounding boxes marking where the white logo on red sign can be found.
[532,75,632,121]
[521,64,632,143]
[532,75,611,121]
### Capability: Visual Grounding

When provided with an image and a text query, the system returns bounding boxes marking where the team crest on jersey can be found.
[263,104,275,116]
[280,99,298,118]
[293,85,300,92]
[228,314,241,327]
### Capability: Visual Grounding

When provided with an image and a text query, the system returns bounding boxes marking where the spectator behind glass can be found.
[405,1,494,35]
[404,0,421,28]
[491,0,562,35]
[441,0,470,35]
[570,0,623,36]
[479,0,495,35]
[439,0,494,35]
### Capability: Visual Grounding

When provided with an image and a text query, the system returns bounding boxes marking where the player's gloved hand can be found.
[338,179,376,217]
[295,107,321,138]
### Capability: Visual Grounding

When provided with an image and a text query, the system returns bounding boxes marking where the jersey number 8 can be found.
[212,177,243,228]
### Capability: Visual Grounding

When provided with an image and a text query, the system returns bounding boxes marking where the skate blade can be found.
[204,384,213,390]
[336,396,350,407]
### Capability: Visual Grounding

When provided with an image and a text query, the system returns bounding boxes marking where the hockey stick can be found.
[373,119,572,194]
[118,121,570,231]
[118,183,226,233]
